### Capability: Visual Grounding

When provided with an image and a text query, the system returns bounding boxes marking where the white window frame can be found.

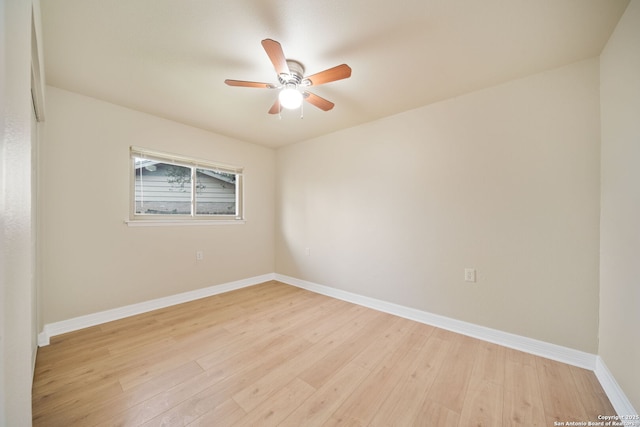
[127,146,244,226]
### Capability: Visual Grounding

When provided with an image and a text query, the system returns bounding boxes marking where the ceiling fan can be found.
[225,39,352,114]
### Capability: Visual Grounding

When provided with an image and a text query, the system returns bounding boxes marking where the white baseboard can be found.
[595,356,639,417]
[37,272,636,418]
[275,273,597,370]
[276,274,638,417]
[37,273,275,346]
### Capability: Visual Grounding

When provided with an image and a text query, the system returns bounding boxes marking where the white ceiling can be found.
[40,0,629,148]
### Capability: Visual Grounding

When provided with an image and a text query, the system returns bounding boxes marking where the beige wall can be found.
[40,87,276,324]
[276,58,602,353]
[600,0,640,413]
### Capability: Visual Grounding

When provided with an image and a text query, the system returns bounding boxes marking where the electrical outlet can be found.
[196,251,204,261]
[464,268,476,282]
[305,247,311,256]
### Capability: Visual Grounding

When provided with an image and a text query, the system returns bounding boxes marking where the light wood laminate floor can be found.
[32,281,616,426]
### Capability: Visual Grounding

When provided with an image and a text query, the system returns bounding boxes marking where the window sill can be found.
[125,219,245,227]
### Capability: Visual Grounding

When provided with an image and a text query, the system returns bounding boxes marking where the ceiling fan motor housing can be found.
[279,60,305,85]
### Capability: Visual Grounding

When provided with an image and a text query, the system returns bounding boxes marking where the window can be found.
[130,147,243,223]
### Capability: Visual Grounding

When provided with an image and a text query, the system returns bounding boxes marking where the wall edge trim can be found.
[37,272,635,418]
[276,274,640,412]
[595,356,639,417]
[274,273,597,369]
[37,273,275,346]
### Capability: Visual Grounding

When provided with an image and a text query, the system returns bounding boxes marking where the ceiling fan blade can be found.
[304,91,335,111]
[305,64,351,86]
[268,98,281,115]
[225,79,276,89]
[261,39,289,76]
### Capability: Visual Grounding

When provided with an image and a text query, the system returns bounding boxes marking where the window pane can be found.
[135,158,192,215]
[195,168,237,215]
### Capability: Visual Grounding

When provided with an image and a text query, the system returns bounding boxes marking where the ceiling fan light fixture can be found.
[279,86,303,109]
